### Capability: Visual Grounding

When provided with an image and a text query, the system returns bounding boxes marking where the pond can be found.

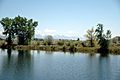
[0,49,120,80]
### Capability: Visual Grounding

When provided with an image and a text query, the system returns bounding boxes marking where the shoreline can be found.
[0,45,120,55]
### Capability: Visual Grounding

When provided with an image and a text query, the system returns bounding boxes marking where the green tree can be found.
[85,27,95,47]
[77,38,80,41]
[13,16,38,45]
[45,35,54,45]
[0,17,15,45]
[0,16,38,45]
[95,24,111,53]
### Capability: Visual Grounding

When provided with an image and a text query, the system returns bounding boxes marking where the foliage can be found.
[85,27,95,47]
[0,17,15,45]
[44,35,54,45]
[57,40,64,46]
[13,15,38,45]
[62,45,67,52]
[0,16,38,45]
[77,38,80,41]
[69,44,76,52]
[95,24,111,53]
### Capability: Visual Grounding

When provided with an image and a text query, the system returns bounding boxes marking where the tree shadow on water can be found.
[98,48,109,57]
[7,49,12,60]
[18,50,31,61]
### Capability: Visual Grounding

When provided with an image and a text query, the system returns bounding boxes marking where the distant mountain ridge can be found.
[35,34,83,40]
[0,34,79,40]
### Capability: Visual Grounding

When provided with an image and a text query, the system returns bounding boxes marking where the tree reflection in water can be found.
[7,49,12,61]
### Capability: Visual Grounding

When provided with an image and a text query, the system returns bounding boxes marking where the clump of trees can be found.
[85,23,112,54]
[95,24,111,53]
[0,16,38,45]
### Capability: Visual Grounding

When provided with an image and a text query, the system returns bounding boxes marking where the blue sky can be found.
[0,0,120,39]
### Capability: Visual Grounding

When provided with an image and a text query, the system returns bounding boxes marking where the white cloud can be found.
[44,28,56,33]
[67,30,74,34]
[35,28,82,39]
[65,30,80,37]
[35,28,56,36]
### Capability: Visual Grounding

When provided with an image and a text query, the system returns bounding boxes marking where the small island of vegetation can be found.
[0,16,120,55]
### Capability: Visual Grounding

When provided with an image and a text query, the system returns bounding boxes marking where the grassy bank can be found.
[0,40,120,54]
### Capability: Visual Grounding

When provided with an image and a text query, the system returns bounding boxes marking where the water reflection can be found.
[0,49,120,80]
[7,49,12,60]
[18,50,32,61]
[100,53,109,57]
[0,49,33,80]
[98,55,111,80]
[14,50,33,80]
[45,51,53,54]
[83,54,111,80]
[37,50,40,54]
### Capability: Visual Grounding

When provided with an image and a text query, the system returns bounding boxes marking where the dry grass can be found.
[0,40,120,54]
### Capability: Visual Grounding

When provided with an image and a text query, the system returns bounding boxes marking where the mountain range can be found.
[35,34,84,40]
[0,34,84,40]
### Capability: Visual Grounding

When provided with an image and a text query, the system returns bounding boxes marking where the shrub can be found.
[69,44,76,52]
[66,42,70,46]
[57,41,64,46]
[44,35,53,45]
[62,45,67,52]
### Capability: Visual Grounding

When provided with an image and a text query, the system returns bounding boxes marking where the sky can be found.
[0,0,120,39]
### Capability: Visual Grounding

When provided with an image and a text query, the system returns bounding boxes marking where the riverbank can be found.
[15,45,120,54]
[0,44,120,55]
[0,40,120,54]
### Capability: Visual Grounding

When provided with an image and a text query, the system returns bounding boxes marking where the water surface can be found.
[0,49,120,80]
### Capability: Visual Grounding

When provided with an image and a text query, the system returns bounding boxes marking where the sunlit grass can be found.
[0,40,120,54]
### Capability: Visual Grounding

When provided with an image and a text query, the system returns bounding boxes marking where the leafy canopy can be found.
[95,24,111,53]
[0,15,38,45]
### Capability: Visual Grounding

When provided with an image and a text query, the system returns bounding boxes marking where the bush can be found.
[66,42,70,46]
[44,35,53,45]
[51,46,55,51]
[62,45,67,52]
[69,44,76,52]
[57,41,64,46]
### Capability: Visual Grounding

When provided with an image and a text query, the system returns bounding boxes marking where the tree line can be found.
[0,16,112,53]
